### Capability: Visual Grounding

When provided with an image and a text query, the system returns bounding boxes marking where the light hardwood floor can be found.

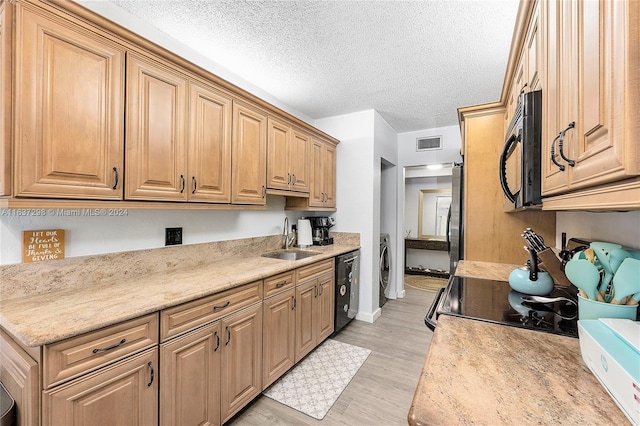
[228,286,437,426]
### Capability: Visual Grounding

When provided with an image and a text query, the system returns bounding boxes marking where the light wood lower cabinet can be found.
[160,321,222,426]
[42,348,158,426]
[0,329,40,426]
[295,271,335,362]
[220,304,263,423]
[262,289,296,389]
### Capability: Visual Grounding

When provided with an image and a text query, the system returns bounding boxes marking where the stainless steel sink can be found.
[261,249,320,261]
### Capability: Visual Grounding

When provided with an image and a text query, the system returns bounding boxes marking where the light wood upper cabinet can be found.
[1,1,11,197]
[541,0,639,198]
[309,138,336,208]
[220,304,263,423]
[231,101,267,205]
[289,128,312,192]
[13,1,125,199]
[266,116,311,193]
[126,54,233,203]
[125,52,189,201]
[160,321,221,426]
[188,82,232,203]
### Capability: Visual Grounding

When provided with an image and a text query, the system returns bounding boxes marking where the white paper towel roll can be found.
[297,219,313,247]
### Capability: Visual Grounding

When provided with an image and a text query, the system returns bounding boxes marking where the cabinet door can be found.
[262,290,295,389]
[160,322,221,426]
[220,304,262,423]
[1,1,11,196]
[309,139,325,207]
[14,3,125,199]
[0,330,39,426]
[188,82,232,203]
[316,273,335,343]
[266,117,291,191]
[322,143,337,208]
[126,53,188,201]
[43,348,158,426]
[289,128,311,193]
[231,101,267,204]
[541,0,570,195]
[568,0,638,188]
[295,280,317,362]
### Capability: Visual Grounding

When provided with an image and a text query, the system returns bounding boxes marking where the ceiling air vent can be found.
[416,136,442,151]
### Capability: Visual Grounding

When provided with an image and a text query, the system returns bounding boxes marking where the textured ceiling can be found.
[109,0,520,133]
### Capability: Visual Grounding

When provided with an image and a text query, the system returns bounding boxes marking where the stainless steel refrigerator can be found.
[447,163,464,274]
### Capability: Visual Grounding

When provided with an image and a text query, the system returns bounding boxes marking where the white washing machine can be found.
[379,233,390,307]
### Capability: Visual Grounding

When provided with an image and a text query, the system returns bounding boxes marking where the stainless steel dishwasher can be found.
[334,249,360,334]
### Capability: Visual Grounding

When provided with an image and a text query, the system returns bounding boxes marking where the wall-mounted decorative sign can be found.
[22,229,65,263]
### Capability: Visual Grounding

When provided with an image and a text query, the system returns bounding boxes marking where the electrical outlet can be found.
[165,227,182,246]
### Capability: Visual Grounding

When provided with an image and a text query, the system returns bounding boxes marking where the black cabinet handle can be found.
[213,301,230,312]
[287,173,291,185]
[292,174,297,186]
[180,175,185,193]
[147,361,154,387]
[276,281,286,288]
[262,185,266,198]
[314,285,318,298]
[225,326,231,345]
[550,133,565,171]
[319,284,323,296]
[214,331,220,352]
[112,167,119,190]
[292,296,296,310]
[192,176,197,194]
[92,338,126,354]
[558,121,576,167]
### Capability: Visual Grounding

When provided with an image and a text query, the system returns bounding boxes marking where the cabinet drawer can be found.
[43,313,158,389]
[161,280,262,341]
[297,258,334,284]
[263,271,295,298]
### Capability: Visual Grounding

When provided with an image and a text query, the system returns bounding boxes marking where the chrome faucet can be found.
[283,217,295,249]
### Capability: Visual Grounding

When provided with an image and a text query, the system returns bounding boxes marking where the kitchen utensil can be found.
[591,241,622,301]
[577,294,638,320]
[625,292,640,306]
[609,248,631,273]
[509,268,554,295]
[565,259,600,300]
[508,246,554,295]
[536,247,573,287]
[610,258,640,304]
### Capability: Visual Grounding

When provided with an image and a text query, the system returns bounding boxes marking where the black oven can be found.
[499,89,542,210]
[425,276,580,338]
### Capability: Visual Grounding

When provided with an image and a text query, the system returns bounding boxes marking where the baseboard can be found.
[356,307,381,323]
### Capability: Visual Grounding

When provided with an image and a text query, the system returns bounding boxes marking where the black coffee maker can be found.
[309,216,335,245]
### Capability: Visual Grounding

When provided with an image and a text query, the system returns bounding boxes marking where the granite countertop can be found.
[408,259,631,425]
[0,234,359,347]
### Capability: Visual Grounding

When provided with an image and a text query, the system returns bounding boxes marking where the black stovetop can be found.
[429,276,579,338]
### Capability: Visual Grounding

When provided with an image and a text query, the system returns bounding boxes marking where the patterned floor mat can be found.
[262,339,371,420]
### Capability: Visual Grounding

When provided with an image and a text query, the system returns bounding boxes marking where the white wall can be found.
[374,112,399,300]
[556,211,640,251]
[0,197,306,265]
[315,111,377,321]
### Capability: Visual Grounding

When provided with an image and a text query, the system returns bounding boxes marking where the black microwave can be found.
[499,90,542,210]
